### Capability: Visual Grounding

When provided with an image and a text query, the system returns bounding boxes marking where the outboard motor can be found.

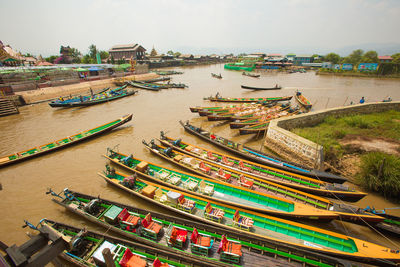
[163,147,173,156]
[173,139,181,146]
[84,199,100,215]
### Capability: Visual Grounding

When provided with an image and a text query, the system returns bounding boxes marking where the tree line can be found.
[44,44,110,64]
[313,49,400,65]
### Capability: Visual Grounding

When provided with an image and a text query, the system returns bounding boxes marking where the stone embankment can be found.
[265,101,400,169]
[17,72,158,104]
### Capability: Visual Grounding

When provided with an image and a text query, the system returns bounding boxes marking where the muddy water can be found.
[1,64,400,258]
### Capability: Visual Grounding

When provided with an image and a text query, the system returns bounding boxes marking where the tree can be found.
[343,49,363,65]
[81,54,93,64]
[361,50,378,63]
[45,55,58,63]
[99,51,109,60]
[167,50,174,56]
[391,53,400,64]
[111,55,115,64]
[88,44,97,60]
[150,47,158,56]
[173,52,181,57]
[324,53,341,64]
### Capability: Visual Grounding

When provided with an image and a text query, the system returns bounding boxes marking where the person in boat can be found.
[79,95,83,102]
[58,96,64,101]
[275,84,278,88]
[215,92,221,98]
[359,96,365,104]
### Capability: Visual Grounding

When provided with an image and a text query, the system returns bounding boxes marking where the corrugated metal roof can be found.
[378,56,392,60]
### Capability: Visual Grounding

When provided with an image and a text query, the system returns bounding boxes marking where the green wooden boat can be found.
[143,141,366,202]
[0,114,133,168]
[203,94,293,103]
[97,170,400,265]
[104,148,338,221]
[48,189,347,266]
[29,219,190,267]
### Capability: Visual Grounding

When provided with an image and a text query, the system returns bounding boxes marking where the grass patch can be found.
[356,152,400,199]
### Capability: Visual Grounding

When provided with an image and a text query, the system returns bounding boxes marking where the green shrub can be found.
[356,152,400,199]
[343,116,372,129]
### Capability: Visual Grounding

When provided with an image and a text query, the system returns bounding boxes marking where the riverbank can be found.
[316,71,400,79]
[291,110,400,199]
[16,72,158,104]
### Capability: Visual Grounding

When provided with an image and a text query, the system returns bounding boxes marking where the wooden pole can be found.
[343,96,348,106]
[378,158,386,180]
[102,248,116,267]
[325,98,330,109]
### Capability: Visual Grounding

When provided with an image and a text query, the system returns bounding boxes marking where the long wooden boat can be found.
[104,150,338,221]
[48,86,114,107]
[33,219,193,267]
[207,104,276,121]
[211,73,222,79]
[144,76,171,82]
[136,80,187,89]
[241,85,282,90]
[242,72,260,78]
[190,106,226,113]
[143,141,366,202]
[204,95,293,103]
[128,81,165,91]
[295,91,312,109]
[156,135,382,223]
[97,171,400,266]
[71,88,137,107]
[0,114,132,168]
[48,190,349,267]
[153,70,183,75]
[230,117,265,129]
[180,120,347,184]
[363,207,400,237]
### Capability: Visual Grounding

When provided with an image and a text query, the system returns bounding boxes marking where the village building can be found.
[293,55,314,66]
[378,56,393,63]
[108,43,146,62]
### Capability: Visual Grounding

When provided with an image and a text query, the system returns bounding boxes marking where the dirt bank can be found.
[17,72,159,104]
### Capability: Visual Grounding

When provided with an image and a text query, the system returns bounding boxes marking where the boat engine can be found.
[173,139,181,146]
[163,147,173,156]
[84,199,100,215]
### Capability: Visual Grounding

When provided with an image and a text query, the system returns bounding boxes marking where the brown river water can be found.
[1,64,400,263]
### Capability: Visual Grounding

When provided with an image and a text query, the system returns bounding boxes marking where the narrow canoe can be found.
[204,95,293,103]
[242,72,260,78]
[295,91,312,109]
[98,171,400,265]
[180,120,347,184]
[50,190,350,267]
[157,135,383,224]
[69,88,137,107]
[136,81,187,88]
[0,114,132,168]
[241,85,282,90]
[363,207,400,237]
[211,73,222,79]
[207,105,279,121]
[48,86,115,107]
[154,70,183,75]
[230,117,264,129]
[143,141,366,202]
[104,150,338,221]
[128,81,164,91]
[35,219,191,267]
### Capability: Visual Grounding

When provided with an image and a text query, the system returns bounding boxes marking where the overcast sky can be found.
[1,0,399,56]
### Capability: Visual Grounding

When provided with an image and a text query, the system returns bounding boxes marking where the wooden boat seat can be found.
[217,235,242,265]
[184,145,193,152]
[222,156,234,167]
[184,178,198,191]
[142,213,162,235]
[117,208,140,231]
[207,151,217,161]
[199,161,211,174]
[153,258,169,267]
[168,174,181,185]
[119,248,147,267]
[167,225,188,248]
[142,185,156,199]
[155,170,171,181]
[190,228,212,248]
[177,195,196,213]
[199,180,214,195]
[233,210,253,231]
[239,161,252,172]
[217,169,231,181]
[239,175,253,189]
[173,154,183,162]
[191,147,202,155]
[204,202,224,222]
[154,188,168,203]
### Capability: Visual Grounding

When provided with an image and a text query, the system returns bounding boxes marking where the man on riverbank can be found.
[359,97,365,104]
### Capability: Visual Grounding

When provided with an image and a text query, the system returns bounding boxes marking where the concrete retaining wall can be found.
[265,101,400,168]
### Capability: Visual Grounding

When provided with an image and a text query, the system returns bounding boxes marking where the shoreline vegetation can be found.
[316,70,400,79]
[291,110,400,199]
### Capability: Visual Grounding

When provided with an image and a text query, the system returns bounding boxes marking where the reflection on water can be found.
[1,64,400,252]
